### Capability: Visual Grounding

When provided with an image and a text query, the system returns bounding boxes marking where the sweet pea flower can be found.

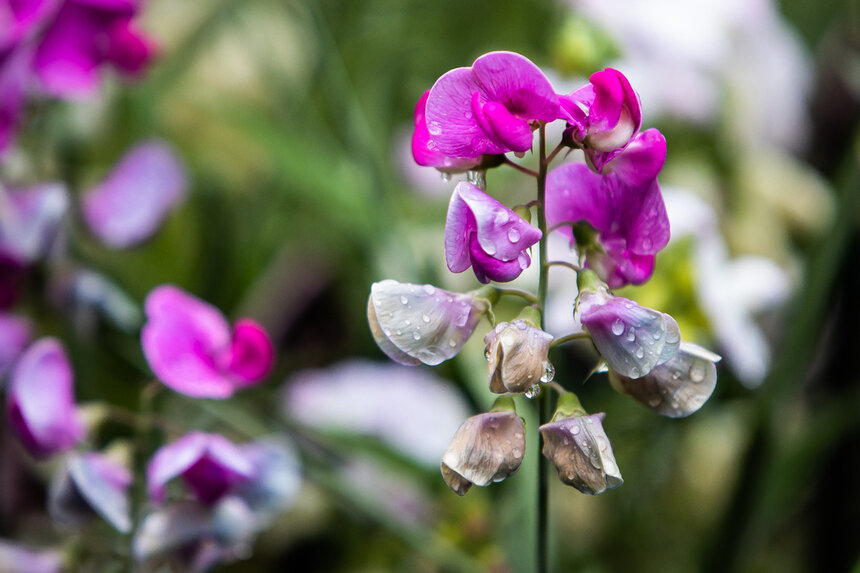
[48,451,133,532]
[367,279,486,366]
[0,182,70,265]
[411,90,481,172]
[440,398,526,496]
[5,337,84,457]
[33,0,154,99]
[484,319,554,394]
[81,140,188,249]
[0,313,32,378]
[576,272,680,379]
[141,285,274,399]
[0,539,64,573]
[445,181,542,283]
[424,51,560,158]
[539,394,622,495]
[147,432,256,506]
[609,342,720,417]
[560,68,642,170]
[546,130,669,287]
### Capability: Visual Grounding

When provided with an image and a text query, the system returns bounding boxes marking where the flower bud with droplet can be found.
[368,280,489,366]
[539,393,622,495]
[576,270,680,379]
[608,342,720,417]
[440,397,526,496]
[484,310,554,394]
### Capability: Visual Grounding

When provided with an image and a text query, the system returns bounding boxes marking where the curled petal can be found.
[485,320,554,393]
[540,412,622,495]
[411,90,480,170]
[585,68,642,152]
[603,128,667,186]
[578,289,681,379]
[609,342,720,417]
[367,280,484,366]
[226,319,274,384]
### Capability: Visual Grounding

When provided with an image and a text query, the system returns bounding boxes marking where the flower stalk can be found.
[536,124,551,573]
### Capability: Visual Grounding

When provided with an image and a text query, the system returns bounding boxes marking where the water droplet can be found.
[652,330,662,340]
[422,314,431,323]
[540,362,555,383]
[630,367,641,378]
[525,384,541,399]
[412,332,421,341]
[448,339,457,348]
[383,329,391,336]
[571,425,581,435]
[464,111,473,119]
[625,328,636,342]
[483,241,497,256]
[484,348,491,361]
[635,347,644,359]
[642,238,653,250]
[512,448,522,458]
[404,319,411,326]
[690,363,706,383]
[514,431,523,440]
[396,330,403,336]
[611,319,624,336]
[518,252,530,269]
[400,296,408,305]
[423,285,435,295]
[467,170,486,189]
[586,417,593,425]
[515,320,527,330]
[440,172,451,182]
[427,121,442,135]
[648,395,662,407]
[455,313,469,327]
[562,437,569,445]
[508,227,520,243]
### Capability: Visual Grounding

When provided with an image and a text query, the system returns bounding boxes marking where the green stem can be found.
[536,124,550,573]
[547,260,583,273]
[550,332,590,348]
[503,156,540,178]
[496,287,540,304]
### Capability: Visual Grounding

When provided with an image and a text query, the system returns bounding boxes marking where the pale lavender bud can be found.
[367,280,486,366]
[484,319,554,394]
[440,399,525,496]
[48,451,132,533]
[609,342,720,418]
[539,394,622,495]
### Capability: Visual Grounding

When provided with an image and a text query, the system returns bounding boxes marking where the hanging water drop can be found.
[423,285,435,295]
[540,362,555,383]
[508,227,520,243]
[611,319,624,336]
[412,332,421,341]
[484,348,491,361]
[440,172,451,182]
[524,384,541,399]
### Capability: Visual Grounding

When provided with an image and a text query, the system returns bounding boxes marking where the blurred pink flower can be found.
[81,140,188,249]
[141,285,274,399]
[5,337,83,457]
[0,539,63,573]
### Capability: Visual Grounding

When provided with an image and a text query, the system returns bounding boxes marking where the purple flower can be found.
[141,285,274,399]
[0,182,70,265]
[560,68,642,170]
[147,432,256,506]
[0,539,63,573]
[48,451,132,532]
[5,337,84,457]
[424,51,560,158]
[445,181,542,283]
[411,90,481,172]
[33,0,154,99]
[367,280,486,365]
[546,130,669,287]
[0,313,32,378]
[81,140,187,249]
[484,320,554,394]
[577,280,681,379]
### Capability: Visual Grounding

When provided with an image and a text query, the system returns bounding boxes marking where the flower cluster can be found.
[372,51,720,497]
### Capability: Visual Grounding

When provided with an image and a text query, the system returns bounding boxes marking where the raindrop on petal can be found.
[611,320,624,336]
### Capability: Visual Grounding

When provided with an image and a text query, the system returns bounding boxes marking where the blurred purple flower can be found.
[0,182,70,264]
[367,279,486,366]
[424,51,560,158]
[33,0,154,99]
[0,313,32,378]
[81,140,188,249]
[560,68,642,170]
[283,360,471,466]
[49,451,132,532]
[5,337,83,457]
[577,278,680,379]
[445,181,542,283]
[141,285,274,399]
[232,437,302,527]
[411,90,481,172]
[546,130,669,287]
[0,539,63,573]
[147,432,255,506]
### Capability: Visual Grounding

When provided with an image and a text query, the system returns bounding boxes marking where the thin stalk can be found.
[547,260,582,273]
[503,156,540,178]
[536,124,550,573]
[496,287,539,304]
[550,332,590,348]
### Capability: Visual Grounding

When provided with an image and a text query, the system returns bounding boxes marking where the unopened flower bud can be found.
[440,398,525,496]
[368,280,486,366]
[540,393,622,495]
[609,342,720,417]
[484,318,554,394]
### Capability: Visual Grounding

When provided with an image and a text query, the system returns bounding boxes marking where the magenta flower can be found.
[411,90,481,172]
[546,130,669,287]
[141,285,274,399]
[147,432,256,506]
[49,451,133,532]
[0,539,63,573]
[445,181,542,283]
[577,281,681,379]
[81,140,188,249]
[424,51,560,158]
[33,0,154,99]
[0,313,32,378]
[5,337,84,457]
[560,68,642,171]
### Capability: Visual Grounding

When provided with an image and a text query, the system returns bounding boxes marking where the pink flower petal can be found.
[226,319,273,385]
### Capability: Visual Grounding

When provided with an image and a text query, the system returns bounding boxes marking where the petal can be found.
[481,100,533,152]
[225,319,273,385]
[440,410,525,489]
[471,51,560,122]
[234,437,302,524]
[368,280,484,366]
[586,68,642,147]
[468,236,529,283]
[60,452,132,532]
[579,291,681,378]
[7,338,83,457]
[539,413,622,495]
[546,163,612,242]
[604,128,667,186]
[104,18,153,75]
[610,342,720,418]
[558,83,593,134]
[32,3,101,98]
[0,183,70,263]
[443,184,476,274]
[81,140,187,249]
[0,540,63,573]
[411,91,480,170]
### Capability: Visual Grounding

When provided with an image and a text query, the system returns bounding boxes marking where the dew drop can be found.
[642,238,653,250]
[562,437,569,445]
[464,111,473,119]
[396,330,403,336]
[508,227,521,243]
[611,319,624,336]
[648,395,662,407]
[625,328,636,342]
[422,314,431,323]
[586,417,593,425]
[630,367,641,378]
[690,363,706,383]
[525,384,541,399]
[483,241,497,256]
[518,252,530,269]
[427,121,442,135]
[571,425,581,435]
[400,296,408,305]
[440,172,451,182]
[404,319,411,326]
[635,347,644,359]
[540,362,555,383]
[484,348,491,361]
[412,331,421,341]
[512,448,522,458]
[455,313,469,327]
[515,320,527,330]
[448,339,458,348]
[423,285,435,295]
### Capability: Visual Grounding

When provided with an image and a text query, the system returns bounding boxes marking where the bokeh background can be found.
[2,0,859,571]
